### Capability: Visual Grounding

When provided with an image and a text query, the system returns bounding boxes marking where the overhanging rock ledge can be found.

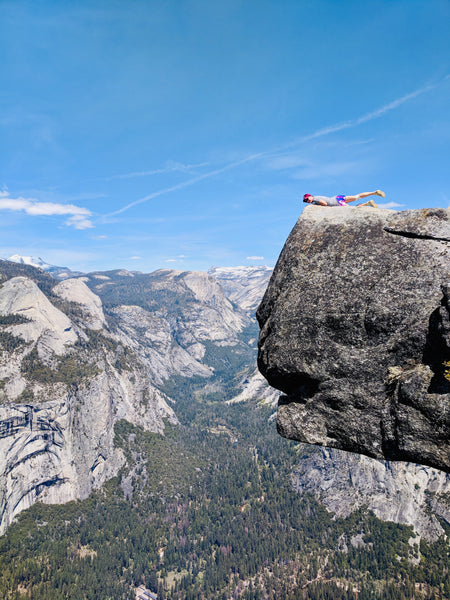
[257,206,450,473]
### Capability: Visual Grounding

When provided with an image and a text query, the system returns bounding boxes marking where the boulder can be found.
[257,206,450,472]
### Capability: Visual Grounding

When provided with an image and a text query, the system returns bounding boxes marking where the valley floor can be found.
[0,381,448,600]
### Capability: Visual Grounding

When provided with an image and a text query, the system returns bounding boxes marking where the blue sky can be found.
[1,0,450,273]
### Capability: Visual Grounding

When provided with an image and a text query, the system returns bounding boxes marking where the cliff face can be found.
[0,264,271,534]
[292,446,449,542]
[257,206,450,473]
[0,274,177,534]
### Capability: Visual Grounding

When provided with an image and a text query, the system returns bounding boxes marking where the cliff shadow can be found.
[423,297,450,394]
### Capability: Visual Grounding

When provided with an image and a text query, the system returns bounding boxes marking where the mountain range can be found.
[0,255,449,598]
[5,254,84,280]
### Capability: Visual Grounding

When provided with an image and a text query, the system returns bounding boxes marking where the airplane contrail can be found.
[107,77,447,217]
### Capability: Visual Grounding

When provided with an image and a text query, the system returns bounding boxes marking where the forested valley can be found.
[0,376,448,600]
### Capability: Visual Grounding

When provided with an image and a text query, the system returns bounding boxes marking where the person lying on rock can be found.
[303,190,385,208]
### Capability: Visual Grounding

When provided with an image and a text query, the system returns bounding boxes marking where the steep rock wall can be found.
[0,275,177,534]
[292,446,450,541]
[257,206,450,472]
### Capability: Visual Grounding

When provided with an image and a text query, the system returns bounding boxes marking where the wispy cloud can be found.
[129,255,141,260]
[270,81,441,152]
[292,161,364,180]
[0,191,93,229]
[107,161,210,180]
[267,156,363,180]
[108,77,448,216]
[246,256,264,260]
[165,254,186,263]
[107,152,265,216]
[377,201,405,209]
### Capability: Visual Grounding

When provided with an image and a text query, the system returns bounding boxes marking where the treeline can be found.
[0,392,448,599]
[82,272,195,314]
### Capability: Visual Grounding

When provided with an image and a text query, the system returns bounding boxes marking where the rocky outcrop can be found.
[110,304,212,383]
[257,206,450,473]
[0,265,265,534]
[0,366,176,534]
[228,367,281,406]
[53,278,106,330]
[292,446,450,541]
[0,274,176,534]
[0,277,78,356]
[209,266,273,313]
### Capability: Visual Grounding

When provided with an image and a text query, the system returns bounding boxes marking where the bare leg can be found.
[344,190,384,204]
[356,199,378,208]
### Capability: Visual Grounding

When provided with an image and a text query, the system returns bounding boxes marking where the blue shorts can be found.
[336,195,346,206]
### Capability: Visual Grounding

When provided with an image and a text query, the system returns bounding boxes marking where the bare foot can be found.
[357,199,378,208]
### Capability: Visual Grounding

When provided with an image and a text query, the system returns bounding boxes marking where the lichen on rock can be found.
[257,206,450,473]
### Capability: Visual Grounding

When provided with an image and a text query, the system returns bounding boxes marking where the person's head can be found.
[303,194,313,203]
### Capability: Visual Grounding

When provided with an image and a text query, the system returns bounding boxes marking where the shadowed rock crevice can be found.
[257,206,450,473]
[423,286,450,394]
[384,227,450,243]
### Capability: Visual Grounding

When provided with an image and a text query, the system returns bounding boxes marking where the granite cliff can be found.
[0,272,178,534]
[0,262,272,534]
[257,206,450,473]
[293,446,449,542]
[1,256,449,542]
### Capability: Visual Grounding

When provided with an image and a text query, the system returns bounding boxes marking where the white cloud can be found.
[377,202,405,209]
[0,192,93,229]
[246,256,264,260]
[130,255,141,260]
[164,255,186,263]
[64,215,94,229]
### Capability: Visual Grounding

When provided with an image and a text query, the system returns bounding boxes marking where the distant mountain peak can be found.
[7,255,53,270]
[209,265,273,313]
[209,265,272,278]
[5,255,83,280]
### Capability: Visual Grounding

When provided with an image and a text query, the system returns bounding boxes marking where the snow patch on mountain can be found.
[5,255,82,280]
[7,255,53,270]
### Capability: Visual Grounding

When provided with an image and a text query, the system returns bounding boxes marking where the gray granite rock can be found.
[257,206,450,472]
[292,446,450,541]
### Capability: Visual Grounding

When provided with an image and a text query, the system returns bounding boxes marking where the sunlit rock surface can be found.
[0,273,176,534]
[293,446,450,541]
[53,278,106,330]
[257,206,450,472]
[0,276,78,356]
